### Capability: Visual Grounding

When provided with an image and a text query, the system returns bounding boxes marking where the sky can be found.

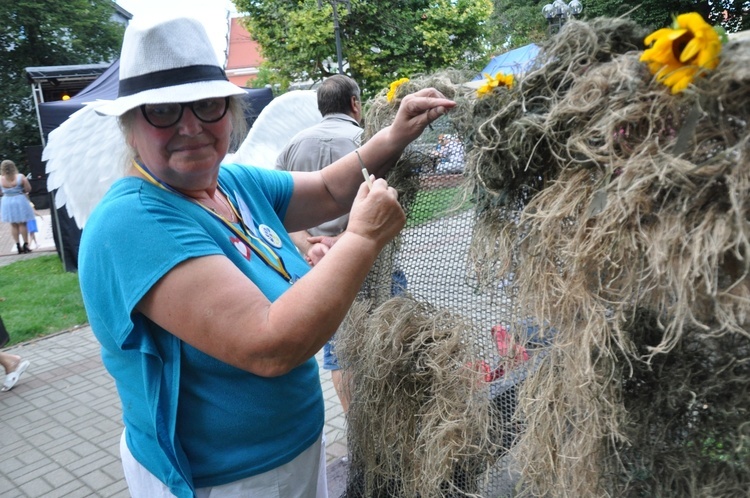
[115,0,238,64]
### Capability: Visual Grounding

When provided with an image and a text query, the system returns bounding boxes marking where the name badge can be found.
[234,191,258,236]
[258,224,283,248]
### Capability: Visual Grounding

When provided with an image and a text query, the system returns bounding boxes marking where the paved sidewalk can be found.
[0,325,348,497]
[0,214,350,496]
[0,208,55,258]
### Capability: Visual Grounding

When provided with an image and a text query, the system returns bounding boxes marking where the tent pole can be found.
[50,190,68,273]
[31,82,47,147]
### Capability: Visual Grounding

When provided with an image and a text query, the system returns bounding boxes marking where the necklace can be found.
[198,190,237,222]
[131,160,294,283]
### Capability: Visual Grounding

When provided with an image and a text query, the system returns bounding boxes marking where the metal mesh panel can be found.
[341,118,548,497]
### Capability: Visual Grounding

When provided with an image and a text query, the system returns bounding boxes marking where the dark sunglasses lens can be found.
[192,98,229,123]
[143,103,182,128]
[141,98,229,128]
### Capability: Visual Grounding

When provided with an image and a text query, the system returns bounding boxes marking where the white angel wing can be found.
[43,90,321,229]
[43,100,128,229]
[225,90,321,168]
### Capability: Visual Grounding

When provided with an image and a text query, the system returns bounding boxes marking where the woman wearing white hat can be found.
[78,15,454,498]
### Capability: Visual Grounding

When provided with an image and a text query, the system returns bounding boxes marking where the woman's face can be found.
[128,102,233,190]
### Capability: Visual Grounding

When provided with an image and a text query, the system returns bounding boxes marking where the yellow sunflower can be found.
[476,72,515,98]
[386,78,410,103]
[640,12,723,94]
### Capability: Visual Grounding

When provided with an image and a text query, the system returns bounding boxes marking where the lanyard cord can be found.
[132,160,293,283]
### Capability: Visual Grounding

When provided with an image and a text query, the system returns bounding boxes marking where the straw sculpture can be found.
[471,16,750,498]
[338,298,507,497]
[337,14,750,497]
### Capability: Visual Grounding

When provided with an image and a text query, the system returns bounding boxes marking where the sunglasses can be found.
[140,97,230,128]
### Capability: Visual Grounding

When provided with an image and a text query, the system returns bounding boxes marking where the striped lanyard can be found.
[132,160,293,283]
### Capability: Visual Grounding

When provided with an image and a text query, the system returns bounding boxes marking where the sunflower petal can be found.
[666,28,688,40]
[645,28,672,46]
[641,12,724,93]
[677,12,707,31]
[680,38,701,63]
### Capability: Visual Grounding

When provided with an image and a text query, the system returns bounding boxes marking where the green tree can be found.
[487,0,549,50]
[0,0,124,172]
[489,0,747,51]
[715,0,750,32]
[234,0,493,98]
[584,0,748,31]
[583,0,710,29]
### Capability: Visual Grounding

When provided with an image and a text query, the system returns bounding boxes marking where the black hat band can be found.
[119,64,229,97]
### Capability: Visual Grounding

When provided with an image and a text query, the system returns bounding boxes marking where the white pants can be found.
[120,430,329,498]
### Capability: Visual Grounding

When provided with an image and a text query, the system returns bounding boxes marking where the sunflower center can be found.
[672,31,693,62]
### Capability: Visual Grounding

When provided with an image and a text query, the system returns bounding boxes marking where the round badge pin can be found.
[258,224,283,248]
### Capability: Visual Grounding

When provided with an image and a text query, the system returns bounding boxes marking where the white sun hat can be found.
[96,16,246,117]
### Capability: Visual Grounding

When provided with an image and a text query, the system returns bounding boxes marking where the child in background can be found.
[26,203,41,249]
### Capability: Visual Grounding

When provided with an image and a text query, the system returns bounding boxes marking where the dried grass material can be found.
[363,70,478,206]
[608,309,750,497]
[497,26,750,498]
[340,16,750,497]
[364,69,479,145]
[468,17,646,197]
[467,17,648,287]
[338,297,502,497]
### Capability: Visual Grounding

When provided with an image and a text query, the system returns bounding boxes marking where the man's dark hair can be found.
[317,74,360,116]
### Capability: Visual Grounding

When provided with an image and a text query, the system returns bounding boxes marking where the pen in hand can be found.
[361,167,374,190]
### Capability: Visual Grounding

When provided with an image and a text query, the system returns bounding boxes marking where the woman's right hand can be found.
[386,88,455,149]
[346,177,405,251]
[137,176,405,378]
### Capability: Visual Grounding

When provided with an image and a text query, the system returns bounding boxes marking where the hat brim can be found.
[95,80,247,117]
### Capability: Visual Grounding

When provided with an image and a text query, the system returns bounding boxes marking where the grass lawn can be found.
[407,186,471,227]
[0,255,87,346]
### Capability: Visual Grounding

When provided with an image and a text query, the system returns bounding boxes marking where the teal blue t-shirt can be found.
[78,164,322,497]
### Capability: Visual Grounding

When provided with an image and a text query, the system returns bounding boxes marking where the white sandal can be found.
[2,360,30,392]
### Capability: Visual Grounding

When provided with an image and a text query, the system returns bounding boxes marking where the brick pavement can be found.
[0,325,348,497]
[0,204,54,257]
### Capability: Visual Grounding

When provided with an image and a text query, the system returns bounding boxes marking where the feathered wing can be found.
[226,90,321,168]
[43,101,128,229]
[44,90,321,229]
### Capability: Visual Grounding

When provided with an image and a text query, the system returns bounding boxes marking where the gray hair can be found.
[317,75,360,116]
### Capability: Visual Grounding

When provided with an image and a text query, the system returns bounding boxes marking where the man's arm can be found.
[289,229,344,266]
[305,233,344,266]
[288,229,313,257]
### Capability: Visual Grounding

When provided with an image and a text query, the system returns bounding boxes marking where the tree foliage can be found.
[584,0,748,31]
[233,0,493,98]
[583,0,709,29]
[489,0,748,51]
[487,0,549,50]
[0,0,124,171]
